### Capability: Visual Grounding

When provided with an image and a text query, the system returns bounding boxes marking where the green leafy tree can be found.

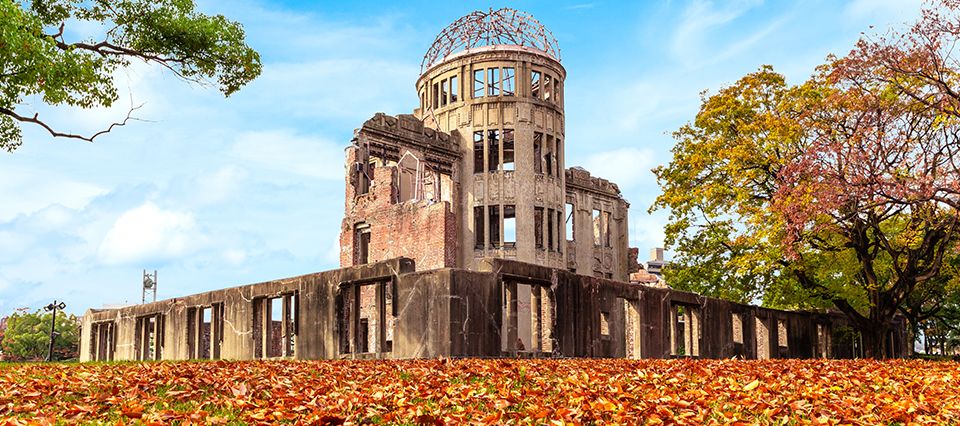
[654,1,960,358]
[0,0,262,152]
[1,309,80,361]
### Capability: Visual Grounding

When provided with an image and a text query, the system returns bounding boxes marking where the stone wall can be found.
[81,257,912,362]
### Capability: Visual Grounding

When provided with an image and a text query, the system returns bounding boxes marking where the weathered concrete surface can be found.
[81,257,911,362]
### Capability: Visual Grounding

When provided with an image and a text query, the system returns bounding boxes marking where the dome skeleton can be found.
[421,8,561,74]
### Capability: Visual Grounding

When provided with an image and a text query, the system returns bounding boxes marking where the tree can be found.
[1,0,262,152]
[0,315,7,357]
[1,309,81,361]
[653,0,960,358]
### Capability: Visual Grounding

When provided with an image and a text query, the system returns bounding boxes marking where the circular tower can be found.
[416,9,567,271]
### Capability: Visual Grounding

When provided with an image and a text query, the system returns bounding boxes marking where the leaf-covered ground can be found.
[0,358,957,425]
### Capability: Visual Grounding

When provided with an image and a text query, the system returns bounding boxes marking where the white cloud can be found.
[222,249,247,265]
[231,129,346,180]
[0,165,106,222]
[98,202,204,265]
[629,213,668,253]
[575,148,657,190]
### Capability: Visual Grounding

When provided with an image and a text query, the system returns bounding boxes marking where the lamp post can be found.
[44,300,66,362]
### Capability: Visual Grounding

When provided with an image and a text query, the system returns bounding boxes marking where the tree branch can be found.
[0,104,145,142]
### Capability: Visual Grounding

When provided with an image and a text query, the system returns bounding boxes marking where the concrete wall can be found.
[81,257,911,362]
[564,167,631,281]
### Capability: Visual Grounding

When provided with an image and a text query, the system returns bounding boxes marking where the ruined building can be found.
[80,9,911,362]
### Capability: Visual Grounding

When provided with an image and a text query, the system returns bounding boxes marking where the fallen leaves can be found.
[0,358,957,424]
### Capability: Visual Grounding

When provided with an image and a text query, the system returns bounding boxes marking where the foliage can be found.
[0,316,6,358]
[0,310,80,362]
[0,0,261,152]
[653,0,960,357]
[0,359,957,423]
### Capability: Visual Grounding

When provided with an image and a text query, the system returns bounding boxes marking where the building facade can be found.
[80,9,911,362]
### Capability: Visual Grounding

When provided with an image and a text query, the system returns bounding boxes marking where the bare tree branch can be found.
[0,104,145,142]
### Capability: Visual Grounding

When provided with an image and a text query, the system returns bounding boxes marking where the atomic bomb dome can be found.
[421,8,561,73]
[79,8,910,365]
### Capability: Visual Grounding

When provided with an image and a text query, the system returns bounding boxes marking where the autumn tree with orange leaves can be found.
[655,0,960,358]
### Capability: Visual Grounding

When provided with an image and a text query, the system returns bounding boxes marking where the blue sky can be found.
[0,0,923,315]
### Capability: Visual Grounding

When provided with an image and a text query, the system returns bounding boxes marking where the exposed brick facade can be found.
[340,113,460,270]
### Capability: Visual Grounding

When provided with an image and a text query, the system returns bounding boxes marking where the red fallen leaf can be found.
[415,414,444,425]
[121,404,144,419]
[481,412,502,424]
[318,415,345,425]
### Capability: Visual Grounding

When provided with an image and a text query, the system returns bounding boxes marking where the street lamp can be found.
[44,300,66,362]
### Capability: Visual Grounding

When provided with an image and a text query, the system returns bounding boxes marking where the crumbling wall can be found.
[564,167,631,281]
[340,113,461,271]
[81,257,911,362]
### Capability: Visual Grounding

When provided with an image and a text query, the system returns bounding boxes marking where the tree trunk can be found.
[858,323,890,359]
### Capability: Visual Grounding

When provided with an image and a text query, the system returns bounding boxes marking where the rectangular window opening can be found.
[502,281,552,354]
[531,71,541,99]
[671,304,701,357]
[555,139,562,175]
[565,203,575,241]
[91,321,117,362]
[135,314,163,361]
[732,313,744,344]
[600,311,611,337]
[487,129,500,172]
[602,211,611,247]
[547,208,555,251]
[623,298,642,359]
[473,131,484,173]
[337,281,395,355]
[257,293,298,359]
[440,79,448,107]
[432,82,439,109]
[544,74,553,101]
[778,319,789,349]
[545,135,554,177]
[489,205,501,248]
[358,284,377,353]
[488,68,501,96]
[556,210,563,252]
[593,209,602,246]
[533,133,543,174]
[756,317,771,359]
[503,205,516,248]
[473,69,484,98]
[502,129,514,171]
[534,207,544,249]
[503,67,515,96]
[474,206,485,249]
[268,297,283,358]
[354,223,371,265]
[450,75,459,103]
[200,306,212,359]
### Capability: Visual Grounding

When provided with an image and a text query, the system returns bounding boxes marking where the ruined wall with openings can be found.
[340,113,461,270]
[81,258,912,362]
[564,167,631,281]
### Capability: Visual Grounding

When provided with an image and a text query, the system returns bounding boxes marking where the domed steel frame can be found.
[421,8,561,74]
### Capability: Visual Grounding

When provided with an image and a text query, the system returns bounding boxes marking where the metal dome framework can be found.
[421,8,561,74]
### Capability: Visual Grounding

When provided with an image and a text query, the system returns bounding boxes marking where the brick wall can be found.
[341,149,458,270]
